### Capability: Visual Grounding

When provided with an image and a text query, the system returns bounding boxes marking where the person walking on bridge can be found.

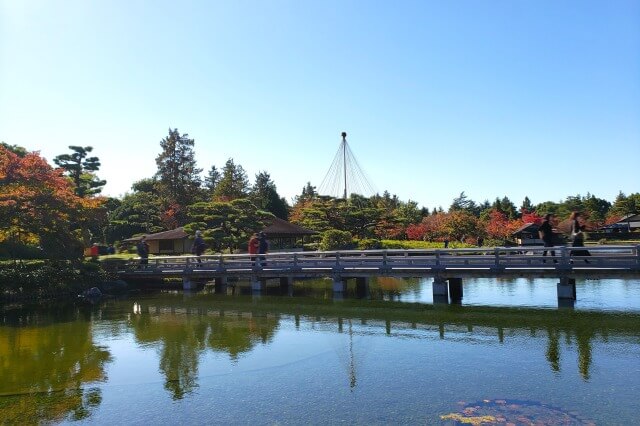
[248,233,259,267]
[191,230,207,265]
[136,236,149,267]
[538,213,557,263]
[258,232,269,267]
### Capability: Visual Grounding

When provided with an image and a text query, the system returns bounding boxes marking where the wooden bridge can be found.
[117,245,640,304]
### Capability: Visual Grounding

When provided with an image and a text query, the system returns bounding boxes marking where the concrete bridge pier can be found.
[214,276,228,294]
[182,276,204,291]
[280,277,293,296]
[251,276,265,292]
[448,277,463,302]
[557,277,576,301]
[333,275,346,294]
[433,277,449,304]
[355,277,370,298]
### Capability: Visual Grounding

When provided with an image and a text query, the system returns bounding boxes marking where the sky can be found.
[1,0,639,210]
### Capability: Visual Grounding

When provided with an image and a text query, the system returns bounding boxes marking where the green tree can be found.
[203,165,221,198]
[450,191,479,215]
[609,191,637,218]
[0,142,28,157]
[213,158,250,201]
[319,229,354,251]
[155,129,202,206]
[249,171,289,220]
[105,191,164,242]
[582,193,611,226]
[53,146,106,197]
[185,199,274,252]
[520,196,534,213]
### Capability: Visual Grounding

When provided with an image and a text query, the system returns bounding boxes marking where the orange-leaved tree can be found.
[0,146,103,260]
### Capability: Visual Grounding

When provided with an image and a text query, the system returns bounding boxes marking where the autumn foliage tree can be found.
[0,146,103,259]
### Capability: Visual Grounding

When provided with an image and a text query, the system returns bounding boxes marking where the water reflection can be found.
[0,303,111,423]
[129,292,640,394]
[129,302,279,399]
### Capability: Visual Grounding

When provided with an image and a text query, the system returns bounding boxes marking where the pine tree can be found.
[53,146,106,197]
[204,165,221,197]
[250,171,289,219]
[154,129,202,206]
[213,158,250,201]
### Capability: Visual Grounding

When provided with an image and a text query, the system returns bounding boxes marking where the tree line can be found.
[1,129,639,259]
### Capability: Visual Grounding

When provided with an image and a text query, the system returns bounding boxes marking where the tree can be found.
[53,146,106,197]
[295,182,317,204]
[1,146,101,259]
[105,191,164,242]
[484,209,512,240]
[185,199,274,252]
[1,142,27,157]
[520,196,534,213]
[155,129,202,206]
[213,158,250,201]
[203,165,221,197]
[493,196,518,219]
[319,230,353,251]
[450,191,478,216]
[249,171,289,220]
[442,210,479,242]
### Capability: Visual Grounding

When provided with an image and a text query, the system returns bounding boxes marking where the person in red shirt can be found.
[248,233,259,267]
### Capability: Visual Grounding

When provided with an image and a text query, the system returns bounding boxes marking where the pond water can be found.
[1,277,639,425]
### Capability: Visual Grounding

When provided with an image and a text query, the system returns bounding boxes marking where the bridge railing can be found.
[124,245,640,273]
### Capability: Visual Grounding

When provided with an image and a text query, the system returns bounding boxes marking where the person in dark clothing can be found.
[538,213,557,263]
[569,211,590,263]
[258,232,269,267]
[191,230,206,264]
[136,236,149,267]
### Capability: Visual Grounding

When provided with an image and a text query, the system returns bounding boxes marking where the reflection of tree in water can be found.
[0,306,111,424]
[546,328,560,372]
[576,328,593,381]
[208,315,279,362]
[130,309,279,399]
[543,326,594,380]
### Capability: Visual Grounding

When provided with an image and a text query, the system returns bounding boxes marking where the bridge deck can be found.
[117,245,640,280]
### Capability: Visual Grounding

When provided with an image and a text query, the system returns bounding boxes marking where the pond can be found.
[1,277,639,425]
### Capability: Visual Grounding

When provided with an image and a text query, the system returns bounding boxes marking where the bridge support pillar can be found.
[214,276,228,294]
[333,275,346,294]
[355,277,370,298]
[557,277,576,300]
[433,277,449,304]
[448,277,463,302]
[182,277,200,291]
[251,276,265,292]
[280,277,293,296]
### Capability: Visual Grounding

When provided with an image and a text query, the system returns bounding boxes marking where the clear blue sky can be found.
[1,0,638,210]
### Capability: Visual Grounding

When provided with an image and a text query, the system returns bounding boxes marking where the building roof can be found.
[123,218,316,242]
[511,222,538,235]
[124,228,189,242]
[261,217,317,236]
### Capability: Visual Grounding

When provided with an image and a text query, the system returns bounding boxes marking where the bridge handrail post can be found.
[435,250,441,268]
[335,252,341,268]
[560,246,570,269]
[218,255,224,272]
[293,253,298,268]
[494,248,500,268]
[382,250,388,268]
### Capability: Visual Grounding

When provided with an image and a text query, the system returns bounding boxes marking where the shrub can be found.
[357,239,382,250]
[319,230,354,251]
